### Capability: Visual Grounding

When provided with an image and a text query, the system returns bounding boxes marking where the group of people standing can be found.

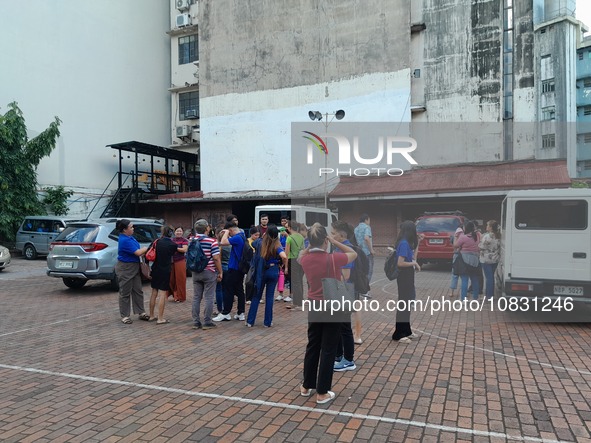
[450,219,502,300]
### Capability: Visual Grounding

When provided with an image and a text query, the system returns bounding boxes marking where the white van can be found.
[254,205,337,231]
[502,189,591,301]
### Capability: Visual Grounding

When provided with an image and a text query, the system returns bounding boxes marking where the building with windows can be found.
[577,34,591,177]
[167,0,201,190]
[148,0,585,237]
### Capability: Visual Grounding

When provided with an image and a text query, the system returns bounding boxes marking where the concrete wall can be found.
[198,0,411,193]
[0,0,171,217]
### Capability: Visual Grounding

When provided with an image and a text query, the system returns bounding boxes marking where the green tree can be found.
[43,186,74,216]
[0,102,61,242]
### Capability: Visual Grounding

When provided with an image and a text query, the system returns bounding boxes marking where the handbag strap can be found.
[325,253,345,281]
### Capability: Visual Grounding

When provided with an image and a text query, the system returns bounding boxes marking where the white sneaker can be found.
[234,313,245,321]
[212,313,231,322]
[283,296,292,302]
[409,333,420,339]
[275,295,283,301]
[398,337,412,343]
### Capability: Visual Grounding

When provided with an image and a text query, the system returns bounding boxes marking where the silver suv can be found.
[46,218,163,289]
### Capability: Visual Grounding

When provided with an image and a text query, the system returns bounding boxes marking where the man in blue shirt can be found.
[214,223,246,321]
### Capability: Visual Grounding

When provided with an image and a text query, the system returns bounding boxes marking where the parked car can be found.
[0,245,11,271]
[415,211,466,265]
[46,218,163,289]
[16,216,84,260]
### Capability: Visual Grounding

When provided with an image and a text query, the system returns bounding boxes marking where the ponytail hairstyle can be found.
[116,219,131,233]
[307,223,328,248]
[261,224,280,260]
[463,221,478,242]
[487,220,501,240]
[396,220,418,250]
[161,225,174,238]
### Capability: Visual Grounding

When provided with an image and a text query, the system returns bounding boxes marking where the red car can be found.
[415,211,466,265]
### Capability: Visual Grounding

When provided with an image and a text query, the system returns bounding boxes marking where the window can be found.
[578,133,591,144]
[580,52,584,60]
[541,106,555,121]
[584,78,591,88]
[584,106,591,116]
[305,212,328,227]
[542,134,555,149]
[178,34,198,65]
[541,79,555,93]
[515,200,588,230]
[179,91,199,120]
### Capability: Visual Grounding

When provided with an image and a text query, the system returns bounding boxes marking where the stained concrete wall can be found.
[198,0,412,193]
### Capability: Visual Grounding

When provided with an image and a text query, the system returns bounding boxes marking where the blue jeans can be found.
[450,253,459,290]
[215,264,228,312]
[482,262,498,299]
[367,253,374,284]
[247,265,279,326]
[460,273,479,300]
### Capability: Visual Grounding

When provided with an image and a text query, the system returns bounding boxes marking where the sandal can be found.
[156,319,170,324]
[300,385,313,397]
[138,313,150,321]
[121,317,133,324]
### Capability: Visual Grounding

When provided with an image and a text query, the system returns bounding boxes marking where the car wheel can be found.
[24,244,37,260]
[62,278,87,289]
[109,276,119,291]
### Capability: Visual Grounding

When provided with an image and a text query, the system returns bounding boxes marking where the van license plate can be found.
[429,239,444,244]
[56,261,74,269]
[553,285,583,296]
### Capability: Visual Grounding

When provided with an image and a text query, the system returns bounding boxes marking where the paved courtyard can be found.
[1,256,591,442]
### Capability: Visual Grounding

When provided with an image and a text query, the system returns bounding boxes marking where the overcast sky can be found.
[578,1,591,29]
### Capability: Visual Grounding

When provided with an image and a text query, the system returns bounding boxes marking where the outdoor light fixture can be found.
[306,109,346,208]
[308,110,322,121]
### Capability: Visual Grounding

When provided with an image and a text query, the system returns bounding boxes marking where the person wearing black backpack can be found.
[391,220,422,343]
[190,219,223,330]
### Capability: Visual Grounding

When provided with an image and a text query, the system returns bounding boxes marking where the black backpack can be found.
[186,237,209,273]
[350,245,370,293]
[237,233,253,274]
[384,247,399,281]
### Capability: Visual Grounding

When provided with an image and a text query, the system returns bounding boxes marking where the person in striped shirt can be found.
[191,219,223,330]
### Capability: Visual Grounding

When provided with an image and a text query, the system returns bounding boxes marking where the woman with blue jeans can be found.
[247,225,287,327]
[479,220,501,299]
[454,221,480,301]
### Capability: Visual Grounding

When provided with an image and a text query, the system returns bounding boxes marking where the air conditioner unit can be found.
[176,13,191,28]
[176,0,191,12]
[185,109,198,119]
[176,125,190,137]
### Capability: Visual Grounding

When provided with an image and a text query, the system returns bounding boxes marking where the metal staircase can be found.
[101,186,135,218]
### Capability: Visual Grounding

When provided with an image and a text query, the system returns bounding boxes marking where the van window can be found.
[261,211,296,226]
[515,200,588,230]
[306,212,328,227]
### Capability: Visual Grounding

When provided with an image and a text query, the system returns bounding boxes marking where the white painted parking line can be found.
[0,312,106,338]
[0,363,567,443]
[379,278,591,378]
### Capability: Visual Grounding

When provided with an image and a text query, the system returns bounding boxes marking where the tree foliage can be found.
[0,102,61,242]
[43,186,74,216]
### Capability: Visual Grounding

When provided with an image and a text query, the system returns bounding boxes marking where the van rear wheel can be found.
[62,278,87,289]
[24,244,37,260]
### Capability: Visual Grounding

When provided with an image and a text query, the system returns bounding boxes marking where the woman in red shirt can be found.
[298,223,357,405]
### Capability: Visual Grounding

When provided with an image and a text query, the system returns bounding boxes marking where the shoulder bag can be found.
[321,254,355,312]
